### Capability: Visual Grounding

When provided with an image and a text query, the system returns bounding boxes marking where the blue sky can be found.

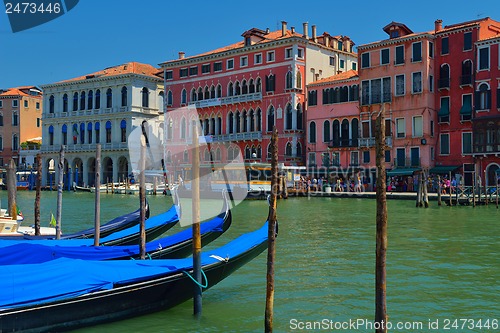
[1,0,498,89]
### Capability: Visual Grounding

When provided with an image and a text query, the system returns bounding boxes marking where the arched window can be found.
[120,119,127,142]
[166,151,172,163]
[257,144,262,158]
[323,120,331,142]
[72,124,78,144]
[142,87,149,107]
[286,71,293,89]
[61,124,67,145]
[235,111,241,133]
[235,81,241,95]
[286,104,293,130]
[95,122,100,144]
[204,86,210,99]
[249,109,255,132]
[245,145,251,159]
[309,121,316,143]
[87,90,93,110]
[87,122,92,144]
[204,148,211,162]
[49,125,54,145]
[181,89,187,104]
[267,105,275,132]
[228,112,234,134]
[296,142,302,156]
[121,87,127,107]
[477,83,491,110]
[12,134,18,151]
[297,103,303,130]
[167,90,173,106]
[461,60,473,85]
[48,95,55,113]
[95,89,101,109]
[0,113,3,126]
[216,84,222,98]
[210,85,216,99]
[296,71,302,89]
[228,82,234,96]
[242,110,248,132]
[217,115,222,135]
[197,87,203,101]
[183,150,189,162]
[106,121,112,143]
[242,80,248,95]
[256,77,262,92]
[285,142,292,156]
[267,143,272,159]
[204,118,210,136]
[106,88,112,108]
[256,108,262,131]
[180,118,186,139]
[80,91,86,110]
[439,64,450,88]
[249,79,255,94]
[63,94,68,112]
[191,88,197,102]
[80,123,85,143]
[73,92,78,111]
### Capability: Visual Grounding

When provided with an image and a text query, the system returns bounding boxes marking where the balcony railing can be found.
[358,137,393,148]
[393,157,421,168]
[328,138,359,148]
[40,142,128,153]
[212,131,262,142]
[438,77,450,89]
[42,106,160,120]
[191,92,262,108]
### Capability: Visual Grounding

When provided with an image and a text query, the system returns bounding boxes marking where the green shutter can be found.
[460,95,472,115]
[438,98,450,116]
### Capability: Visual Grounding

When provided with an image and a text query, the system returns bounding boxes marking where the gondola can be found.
[0,202,231,264]
[0,219,272,333]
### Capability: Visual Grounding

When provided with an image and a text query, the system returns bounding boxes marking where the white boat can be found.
[0,208,56,237]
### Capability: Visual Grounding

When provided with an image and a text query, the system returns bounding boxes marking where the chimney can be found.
[324,35,330,47]
[435,19,443,32]
[291,26,295,34]
[303,22,309,39]
[312,25,317,43]
[266,27,270,34]
[281,21,287,37]
[178,51,185,59]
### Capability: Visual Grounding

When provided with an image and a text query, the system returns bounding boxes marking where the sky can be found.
[0,0,498,89]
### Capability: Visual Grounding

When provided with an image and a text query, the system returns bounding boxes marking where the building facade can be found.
[159,21,357,171]
[0,86,43,168]
[40,62,164,187]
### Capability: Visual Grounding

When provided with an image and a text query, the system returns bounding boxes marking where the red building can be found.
[159,22,357,170]
[434,17,500,186]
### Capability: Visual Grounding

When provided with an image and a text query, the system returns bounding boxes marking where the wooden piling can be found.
[56,145,65,239]
[34,154,42,235]
[94,144,101,246]
[265,127,278,333]
[192,125,202,317]
[7,159,17,221]
[139,137,147,259]
[484,170,488,206]
[437,175,442,206]
[374,107,388,333]
[472,172,476,208]
[496,180,498,209]
[415,174,422,207]
[422,170,429,208]
[448,171,452,207]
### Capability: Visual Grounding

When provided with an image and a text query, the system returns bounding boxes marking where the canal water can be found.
[7,191,500,332]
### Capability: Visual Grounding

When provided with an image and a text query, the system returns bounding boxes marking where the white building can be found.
[40,62,164,187]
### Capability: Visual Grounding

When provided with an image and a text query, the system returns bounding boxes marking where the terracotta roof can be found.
[309,70,358,85]
[58,62,161,83]
[162,29,304,63]
[0,86,40,97]
[437,17,490,34]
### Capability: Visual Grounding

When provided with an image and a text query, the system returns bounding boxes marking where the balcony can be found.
[40,142,128,154]
[393,157,421,168]
[460,75,472,86]
[42,106,161,120]
[212,131,262,142]
[438,77,450,90]
[328,138,359,148]
[192,92,262,109]
[358,137,393,148]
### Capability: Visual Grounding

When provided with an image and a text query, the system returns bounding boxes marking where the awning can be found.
[438,101,449,116]
[386,168,421,176]
[429,165,460,174]
[459,103,472,115]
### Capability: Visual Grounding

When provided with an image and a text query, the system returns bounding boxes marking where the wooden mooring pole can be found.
[192,125,202,317]
[265,127,278,333]
[56,145,65,240]
[7,159,17,221]
[422,170,429,208]
[437,175,442,206]
[139,137,147,259]
[374,107,388,333]
[34,154,42,235]
[94,144,101,246]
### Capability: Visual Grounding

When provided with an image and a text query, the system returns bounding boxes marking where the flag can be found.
[16,206,23,218]
[50,213,56,227]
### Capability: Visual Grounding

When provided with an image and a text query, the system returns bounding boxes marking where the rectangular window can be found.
[352,63,357,70]
[36,102,40,109]
[12,100,18,107]
[412,42,422,62]
[37,118,40,127]
[165,70,173,80]
[463,32,472,51]
[201,64,211,74]
[213,62,222,72]
[338,41,343,51]
[412,72,422,93]
[189,66,198,76]
[430,120,434,137]
[462,132,472,154]
[478,47,489,70]
[363,151,370,163]
[370,79,381,104]
[412,116,423,137]
[382,77,391,102]
[461,94,473,121]
[285,48,293,59]
[430,147,435,161]
[429,75,434,92]
[227,59,234,70]
[381,48,390,65]
[297,48,304,59]
[428,41,434,58]
[267,51,275,62]
[329,56,335,66]
[254,53,262,64]
[395,74,405,96]
[441,37,449,55]
[439,96,450,123]
[24,100,28,108]
[240,56,248,67]
[361,80,370,105]
[395,45,404,64]
[350,151,359,166]
[385,150,391,163]
[12,112,18,126]
[440,133,450,155]
[339,59,345,69]
[179,68,188,78]
[0,101,2,108]
[361,53,370,68]
[396,118,405,138]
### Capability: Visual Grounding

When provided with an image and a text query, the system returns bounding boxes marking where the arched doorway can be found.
[103,157,113,184]
[486,163,500,187]
[87,157,96,186]
[46,158,56,189]
[73,158,83,187]
[118,156,129,183]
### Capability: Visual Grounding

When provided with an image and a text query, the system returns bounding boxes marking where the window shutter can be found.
[497,88,500,109]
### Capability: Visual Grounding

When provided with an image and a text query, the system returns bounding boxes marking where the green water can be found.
[8,192,500,332]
